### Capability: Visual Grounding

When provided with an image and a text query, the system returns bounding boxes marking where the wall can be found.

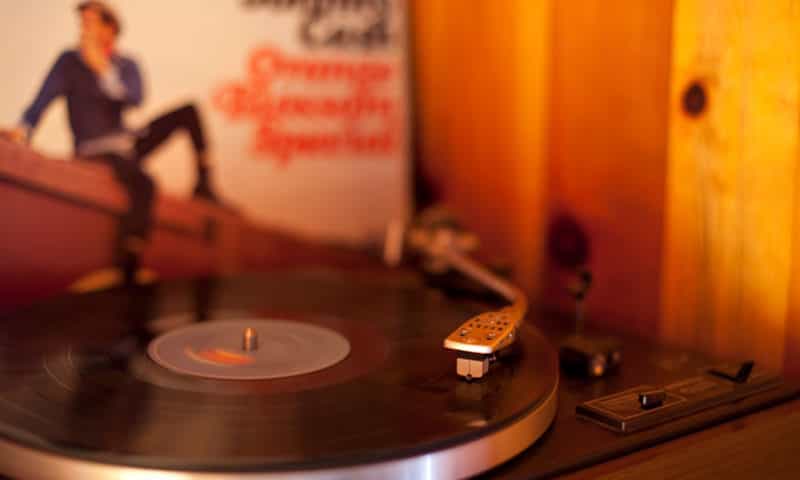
[411,0,550,294]
[546,0,674,336]
[412,0,800,374]
[661,0,800,372]
[412,0,674,335]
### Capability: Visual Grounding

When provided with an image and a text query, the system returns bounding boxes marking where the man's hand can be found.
[0,127,27,144]
[80,32,110,75]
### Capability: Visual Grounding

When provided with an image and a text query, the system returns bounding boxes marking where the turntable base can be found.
[484,316,800,479]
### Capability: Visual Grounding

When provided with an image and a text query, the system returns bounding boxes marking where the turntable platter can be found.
[0,269,558,479]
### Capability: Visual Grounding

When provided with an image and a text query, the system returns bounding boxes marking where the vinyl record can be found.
[0,268,558,479]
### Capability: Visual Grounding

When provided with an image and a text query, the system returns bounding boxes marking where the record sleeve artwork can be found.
[0,269,558,479]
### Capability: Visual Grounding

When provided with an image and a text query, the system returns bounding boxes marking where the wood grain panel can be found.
[411,0,550,293]
[782,4,800,376]
[412,1,674,335]
[661,1,800,369]
[537,0,673,336]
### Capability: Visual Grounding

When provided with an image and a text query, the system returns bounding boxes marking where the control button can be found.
[709,360,755,384]
[733,361,755,383]
[638,389,666,410]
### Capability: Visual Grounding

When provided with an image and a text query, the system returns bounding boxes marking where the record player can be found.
[0,218,797,479]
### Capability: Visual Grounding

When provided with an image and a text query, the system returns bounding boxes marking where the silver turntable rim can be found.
[0,377,557,480]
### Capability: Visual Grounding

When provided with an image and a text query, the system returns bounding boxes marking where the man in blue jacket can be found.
[6,1,220,281]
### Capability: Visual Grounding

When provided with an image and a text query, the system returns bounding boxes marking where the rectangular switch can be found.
[576,365,781,433]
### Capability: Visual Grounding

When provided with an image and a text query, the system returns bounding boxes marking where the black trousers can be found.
[134,103,207,167]
[88,103,208,265]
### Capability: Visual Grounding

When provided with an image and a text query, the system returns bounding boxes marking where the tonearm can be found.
[384,215,528,380]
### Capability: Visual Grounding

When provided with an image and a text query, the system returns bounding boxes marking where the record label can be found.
[147,319,351,380]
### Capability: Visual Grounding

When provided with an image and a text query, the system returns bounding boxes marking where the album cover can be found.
[0,0,410,306]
